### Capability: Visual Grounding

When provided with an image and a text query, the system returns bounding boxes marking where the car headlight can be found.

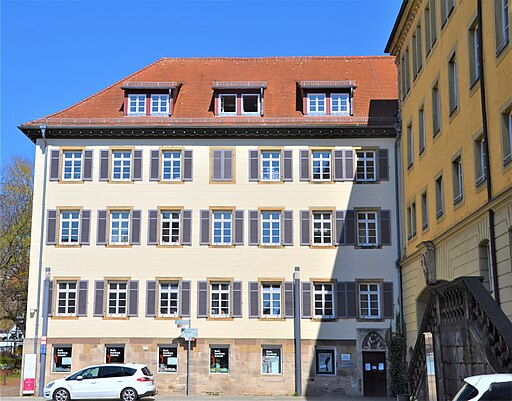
[45,381,55,389]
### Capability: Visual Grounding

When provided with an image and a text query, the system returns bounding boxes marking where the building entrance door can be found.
[363,351,387,397]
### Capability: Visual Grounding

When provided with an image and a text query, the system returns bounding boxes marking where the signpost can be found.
[175,320,197,397]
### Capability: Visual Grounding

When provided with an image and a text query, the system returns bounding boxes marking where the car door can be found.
[97,366,125,398]
[71,366,100,398]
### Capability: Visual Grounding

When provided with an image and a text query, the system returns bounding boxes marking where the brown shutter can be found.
[334,210,345,245]
[301,282,312,319]
[232,281,242,318]
[299,150,310,181]
[47,281,54,317]
[378,149,389,181]
[96,210,108,245]
[147,210,158,245]
[248,210,259,246]
[345,210,356,245]
[183,150,193,181]
[337,282,347,318]
[80,210,91,245]
[93,280,105,317]
[300,210,310,246]
[284,281,294,318]
[344,149,354,180]
[200,210,210,245]
[380,210,391,246]
[223,150,233,181]
[180,281,191,317]
[46,210,57,245]
[212,150,222,181]
[283,211,293,246]
[334,150,344,181]
[282,150,293,181]
[248,282,259,319]
[149,150,160,181]
[130,210,141,245]
[49,150,60,181]
[197,281,208,318]
[248,150,259,182]
[128,281,138,317]
[146,280,157,317]
[77,281,88,317]
[234,210,244,245]
[347,282,357,318]
[83,150,93,181]
[99,150,110,181]
[383,282,394,319]
[181,210,192,246]
[132,150,142,181]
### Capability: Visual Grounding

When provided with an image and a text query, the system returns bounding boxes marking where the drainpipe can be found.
[477,0,500,304]
[394,119,405,334]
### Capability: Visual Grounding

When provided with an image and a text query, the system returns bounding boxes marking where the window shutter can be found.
[46,210,57,245]
[383,282,394,319]
[301,282,312,319]
[248,210,259,246]
[347,282,357,318]
[183,150,193,181]
[49,150,60,181]
[128,280,138,317]
[232,281,242,318]
[380,210,392,246]
[300,210,310,246]
[132,150,143,181]
[248,150,260,182]
[200,210,210,245]
[93,280,105,317]
[283,211,293,246]
[284,281,294,318]
[223,150,233,181]
[344,149,354,180]
[147,210,158,245]
[334,150,344,181]
[378,149,389,181]
[47,280,54,317]
[96,210,108,245]
[212,150,223,181]
[180,280,191,317]
[145,281,157,317]
[150,150,160,181]
[181,210,192,246]
[334,210,345,245]
[83,150,93,181]
[233,210,244,245]
[337,282,347,318]
[77,280,88,317]
[197,281,208,318]
[248,282,259,319]
[345,210,356,245]
[299,150,310,181]
[80,210,91,245]
[131,210,141,245]
[283,150,293,181]
[99,150,110,181]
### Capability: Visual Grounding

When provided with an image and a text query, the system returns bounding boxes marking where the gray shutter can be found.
[347,282,357,318]
[46,209,57,245]
[345,210,356,245]
[383,282,394,319]
[284,281,294,318]
[200,210,210,245]
[299,150,310,181]
[248,210,259,246]
[249,282,260,318]
[212,150,222,181]
[181,210,192,246]
[80,210,91,245]
[223,150,233,181]
[197,281,208,318]
[300,210,310,246]
[150,150,160,181]
[77,280,88,317]
[334,150,344,181]
[131,210,141,245]
[180,281,191,317]
[49,150,60,181]
[83,150,93,181]
[248,150,260,182]
[47,281,54,317]
[334,210,345,245]
[378,149,389,181]
[147,210,158,245]
[232,281,242,318]
[234,210,244,245]
[283,211,293,246]
[99,150,110,181]
[128,280,138,317]
[132,150,142,181]
[380,210,391,246]
[93,280,105,317]
[97,210,108,245]
[337,282,347,318]
[145,281,157,317]
[301,282,312,319]
[283,150,293,182]
[183,150,193,181]
[344,149,354,180]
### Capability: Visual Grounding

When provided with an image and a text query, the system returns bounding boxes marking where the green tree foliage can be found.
[0,157,33,335]
[389,332,408,396]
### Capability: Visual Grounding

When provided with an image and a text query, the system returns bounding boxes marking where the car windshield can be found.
[452,383,479,401]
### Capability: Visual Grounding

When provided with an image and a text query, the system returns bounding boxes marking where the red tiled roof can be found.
[23,57,398,127]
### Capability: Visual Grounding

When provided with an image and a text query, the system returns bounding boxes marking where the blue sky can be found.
[1,0,401,164]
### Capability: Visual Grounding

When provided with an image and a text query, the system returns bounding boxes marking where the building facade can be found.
[20,57,399,396]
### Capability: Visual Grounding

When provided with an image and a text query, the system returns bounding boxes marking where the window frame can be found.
[355,149,377,182]
[219,94,237,115]
[109,210,131,246]
[330,93,350,115]
[312,282,335,319]
[55,280,78,317]
[432,81,441,136]
[502,109,512,166]
[407,123,414,167]
[261,346,282,375]
[211,210,233,246]
[311,150,332,182]
[62,150,83,181]
[474,136,487,186]
[315,348,336,375]
[495,0,510,55]
[356,210,379,247]
[157,345,178,373]
[52,345,72,373]
[311,210,333,246]
[111,150,133,182]
[241,94,260,115]
[452,156,464,204]
[260,150,281,182]
[307,93,326,115]
[127,94,146,116]
[260,211,282,246]
[419,106,426,154]
[59,210,81,245]
[159,209,181,246]
[421,190,429,230]
[209,346,230,374]
[261,282,282,318]
[158,281,180,318]
[106,281,128,317]
[448,53,459,115]
[435,175,445,218]
[150,94,170,116]
[209,281,231,318]
[358,282,382,319]
[468,20,481,86]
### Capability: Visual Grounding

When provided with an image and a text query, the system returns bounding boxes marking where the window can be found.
[210,346,229,373]
[412,31,418,77]
[421,191,429,230]
[356,150,376,182]
[261,347,282,374]
[261,283,281,318]
[62,150,82,181]
[313,283,334,319]
[158,346,178,373]
[128,94,146,116]
[111,150,132,181]
[424,0,437,54]
[241,94,260,115]
[407,202,417,239]
[161,151,181,181]
[440,0,455,27]
[311,151,332,181]
[161,211,180,245]
[210,282,230,317]
[105,345,125,364]
[474,136,487,185]
[435,175,444,218]
[312,211,333,246]
[60,211,80,244]
[212,211,232,245]
[495,0,510,54]
[307,93,326,114]
[419,106,426,154]
[151,94,169,116]
[479,241,494,292]
[357,211,378,246]
[452,156,463,204]
[432,81,441,135]
[415,24,423,74]
[407,124,414,167]
[315,349,335,375]
[56,281,77,316]
[261,151,281,181]
[219,94,236,115]
[359,283,381,319]
[502,110,512,165]
[110,211,130,245]
[261,211,281,246]
[401,47,411,97]
[331,93,350,115]
[52,346,72,372]
[159,282,179,317]
[211,149,234,182]
[448,54,458,114]
[107,281,127,317]
[469,21,481,85]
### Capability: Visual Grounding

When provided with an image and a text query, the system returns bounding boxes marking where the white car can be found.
[451,374,512,401]
[43,363,157,401]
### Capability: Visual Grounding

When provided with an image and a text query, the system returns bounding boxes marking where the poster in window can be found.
[52,346,72,372]
[158,346,178,373]
[261,347,281,374]
[315,349,335,375]
[105,346,124,364]
[210,347,229,373]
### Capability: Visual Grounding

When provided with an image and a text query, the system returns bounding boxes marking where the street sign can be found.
[180,328,198,341]
[40,336,47,345]
[175,319,191,328]
[40,344,46,355]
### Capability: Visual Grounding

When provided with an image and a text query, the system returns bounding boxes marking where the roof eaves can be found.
[385,0,409,54]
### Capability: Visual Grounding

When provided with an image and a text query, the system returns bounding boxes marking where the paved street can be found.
[0,396,395,401]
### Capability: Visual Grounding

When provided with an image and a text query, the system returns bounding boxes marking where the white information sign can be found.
[22,353,37,395]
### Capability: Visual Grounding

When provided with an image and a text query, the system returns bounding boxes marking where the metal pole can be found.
[187,339,190,397]
[38,267,51,396]
[293,266,302,396]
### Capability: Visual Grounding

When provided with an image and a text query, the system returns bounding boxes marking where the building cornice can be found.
[385,0,422,56]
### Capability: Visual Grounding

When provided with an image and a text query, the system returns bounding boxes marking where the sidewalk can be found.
[0,396,395,401]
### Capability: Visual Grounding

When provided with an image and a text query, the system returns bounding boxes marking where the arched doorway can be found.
[362,331,387,397]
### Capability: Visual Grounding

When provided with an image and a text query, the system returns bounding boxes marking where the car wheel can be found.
[120,387,138,401]
[53,388,70,401]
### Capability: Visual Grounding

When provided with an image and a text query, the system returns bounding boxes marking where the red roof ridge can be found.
[159,55,394,61]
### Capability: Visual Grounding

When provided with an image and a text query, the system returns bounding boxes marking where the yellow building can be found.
[387,0,512,400]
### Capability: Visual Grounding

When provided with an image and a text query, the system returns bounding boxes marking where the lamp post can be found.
[38,267,51,396]
[293,266,302,396]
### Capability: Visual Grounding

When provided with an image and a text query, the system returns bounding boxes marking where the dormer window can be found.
[242,94,260,115]
[307,94,326,114]
[213,81,266,117]
[331,93,350,115]
[151,94,169,116]
[122,81,177,117]
[220,94,237,115]
[128,95,146,116]
[299,81,356,116]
